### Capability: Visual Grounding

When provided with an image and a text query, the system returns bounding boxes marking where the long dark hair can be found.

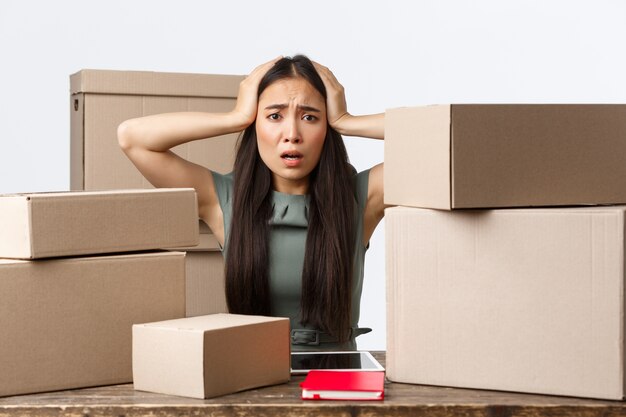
[225,55,356,342]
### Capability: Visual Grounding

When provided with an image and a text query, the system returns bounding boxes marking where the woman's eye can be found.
[303,114,317,121]
[268,113,281,120]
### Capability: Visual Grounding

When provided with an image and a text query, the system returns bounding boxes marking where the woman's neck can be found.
[272,175,309,195]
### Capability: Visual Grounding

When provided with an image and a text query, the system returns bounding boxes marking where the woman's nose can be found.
[284,136,301,143]
[283,118,301,143]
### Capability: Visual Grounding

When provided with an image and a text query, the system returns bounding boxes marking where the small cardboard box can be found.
[169,233,227,317]
[385,104,626,209]
[386,206,626,400]
[70,69,242,191]
[0,188,198,259]
[133,314,291,399]
[0,251,185,397]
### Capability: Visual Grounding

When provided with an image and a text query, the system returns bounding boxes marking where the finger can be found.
[313,61,341,89]
[250,56,283,76]
[312,61,330,78]
[313,62,333,89]
[312,61,329,72]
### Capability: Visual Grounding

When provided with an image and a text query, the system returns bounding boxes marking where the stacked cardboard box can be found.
[68,70,292,399]
[70,69,242,317]
[384,104,626,400]
[0,188,198,397]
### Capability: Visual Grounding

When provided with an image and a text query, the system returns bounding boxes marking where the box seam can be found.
[622,211,626,398]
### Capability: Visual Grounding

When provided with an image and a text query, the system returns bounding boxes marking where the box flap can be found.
[168,233,222,252]
[70,69,244,98]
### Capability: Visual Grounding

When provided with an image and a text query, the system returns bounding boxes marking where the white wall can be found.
[1,0,625,350]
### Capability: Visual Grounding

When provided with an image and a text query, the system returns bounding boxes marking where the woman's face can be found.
[255,77,327,194]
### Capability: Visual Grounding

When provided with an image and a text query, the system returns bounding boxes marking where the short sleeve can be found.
[210,171,234,251]
[354,169,371,212]
[353,169,371,250]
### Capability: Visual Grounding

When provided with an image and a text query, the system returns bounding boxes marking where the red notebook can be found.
[300,370,385,401]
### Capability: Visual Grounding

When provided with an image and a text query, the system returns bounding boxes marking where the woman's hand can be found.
[314,61,384,139]
[232,56,283,128]
[313,62,350,131]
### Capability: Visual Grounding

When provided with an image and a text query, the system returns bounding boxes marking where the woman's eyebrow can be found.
[264,103,321,112]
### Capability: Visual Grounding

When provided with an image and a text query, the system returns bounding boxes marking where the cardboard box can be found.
[0,188,199,259]
[0,251,185,397]
[133,314,290,399]
[70,69,243,191]
[167,222,227,317]
[171,234,228,317]
[385,104,626,209]
[386,206,626,400]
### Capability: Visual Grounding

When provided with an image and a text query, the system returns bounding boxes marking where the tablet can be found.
[291,351,385,375]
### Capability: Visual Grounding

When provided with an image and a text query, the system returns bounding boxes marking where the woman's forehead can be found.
[258,78,325,108]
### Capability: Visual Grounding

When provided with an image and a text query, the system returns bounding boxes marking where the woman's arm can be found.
[330,113,384,140]
[117,112,249,153]
[117,57,281,245]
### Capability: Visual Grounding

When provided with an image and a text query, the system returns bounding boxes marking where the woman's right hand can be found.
[232,56,283,128]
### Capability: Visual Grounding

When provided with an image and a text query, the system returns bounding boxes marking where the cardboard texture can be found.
[0,188,199,259]
[384,104,626,209]
[70,69,243,191]
[165,225,226,317]
[133,314,291,399]
[385,206,626,400]
[185,250,227,317]
[0,251,186,397]
[173,235,227,317]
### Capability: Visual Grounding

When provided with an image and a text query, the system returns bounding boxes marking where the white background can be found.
[1,0,625,350]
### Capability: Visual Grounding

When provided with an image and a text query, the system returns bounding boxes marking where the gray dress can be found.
[211,169,371,351]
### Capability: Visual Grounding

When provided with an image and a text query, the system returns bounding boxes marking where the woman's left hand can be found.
[314,61,384,139]
[313,61,351,132]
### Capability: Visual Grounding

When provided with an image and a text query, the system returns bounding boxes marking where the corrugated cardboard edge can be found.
[8,188,194,198]
[0,249,185,266]
[385,206,400,381]
[0,196,32,259]
[70,69,244,98]
[622,212,626,399]
[70,92,85,190]
[384,106,452,209]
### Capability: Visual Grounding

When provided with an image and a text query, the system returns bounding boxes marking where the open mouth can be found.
[281,151,303,161]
